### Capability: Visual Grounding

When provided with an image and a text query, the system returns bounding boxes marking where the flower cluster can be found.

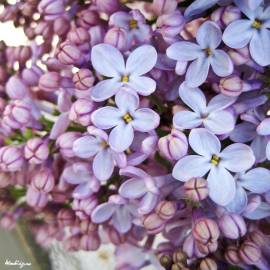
[0,0,270,269]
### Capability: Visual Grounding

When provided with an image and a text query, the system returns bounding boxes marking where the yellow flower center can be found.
[204,48,213,57]
[252,19,262,29]
[100,140,108,149]
[121,75,129,83]
[122,113,133,123]
[211,154,220,166]
[129,19,138,29]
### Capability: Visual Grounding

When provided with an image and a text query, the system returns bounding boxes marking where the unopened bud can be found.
[0,146,24,172]
[196,241,218,255]
[104,27,128,52]
[68,27,90,45]
[184,177,208,201]
[239,241,261,265]
[80,233,100,251]
[24,138,49,164]
[172,250,187,263]
[73,69,95,91]
[200,258,217,270]
[56,42,83,66]
[219,75,243,97]
[39,72,61,92]
[143,213,165,234]
[156,200,177,220]
[57,208,75,226]
[32,168,55,193]
[159,254,173,269]
[224,245,240,265]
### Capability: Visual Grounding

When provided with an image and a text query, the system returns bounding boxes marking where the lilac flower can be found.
[73,126,127,182]
[226,167,270,214]
[91,195,138,233]
[90,44,157,101]
[173,82,236,134]
[91,90,160,152]
[62,162,100,199]
[167,21,233,87]
[223,0,270,66]
[173,128,255,205]
[184,0,221,18]
[257,118,270,160]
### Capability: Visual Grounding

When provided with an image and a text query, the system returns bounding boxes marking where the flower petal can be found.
[240,168,270,193]
[115,90,139,113]
[186,57,210,87]
[267,142,270,160]
[244,202,270,220]
[73,136,101,158]
[112,207,132,233]
[184,0,218,17]
[119,179,147,199]
[173,111,202,129]
[257,118,270,136]
[91,44,125,77]
[91,107,122,129]
[207,94,236,112]
[128,76,156,96]
[172,155,211,181]
[251,135,268,162]
[139,193,158,215]
[196,21,222,49]
[229,123,256,143]
[166,41,203,62]
[132,108,160,132]
[220,143,255,172]
[109,123,134,152]
[189,128,221,158]
[73,182,93,199]
[208,166,236,206]
[223,19,254,48]
[91,202,115,223]
[226,185,248,214]
[211,50,234,77]
[126,45,157,76]
[93,149,114,181]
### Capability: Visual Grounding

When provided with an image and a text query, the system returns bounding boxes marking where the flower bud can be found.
[239,241,262,265]
[56,42,83,66]
[143,213,165,234]
[35,21,52,39]
[69,99,95,126]
[159,254,173,269]
[68,27,90,46]
[228,47,250,65]
[192,218,220,244]
[38,71,61,92]
[151,0,177,16]
[94,0,120,15]
[0,213,17,230]
[156,200,177,220]
[80,233,101,251]
[184,177,208,201]
[196,241,218,255]
[0,146,24,172]
[73,69,95,91]
[104,27,128,52]
[38,0,65,21]
[199,258,217,270]
[22,65,43,87]
[224,245,241,265]
[72,196,98,220]
[77,10,100,29]
[219,75,243,97]
[106,226,125,245]
[218,213,247,239]
[6,76,28,99]
[0,172,13,188]
[57,208,75,226]
[56,132,81,158]
[26,186,49,208]
[64,235,81,252]
[32,168,55,193]
[14,46,32,66]
[24,138,49,164]
[158,129,188,161]
[172,250,187,263]
[171,262,187,270]
[247,230,265,247]
[53,17,70,36]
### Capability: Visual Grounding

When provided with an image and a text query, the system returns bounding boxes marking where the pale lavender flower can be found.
[173,128,255,205]
[257,118,270,160]
[90,44,157,101]
[223,0,270,66]
[173,82,236,134]
[167,21,233,87]
[91,90,160,152]
[73,126,127,182]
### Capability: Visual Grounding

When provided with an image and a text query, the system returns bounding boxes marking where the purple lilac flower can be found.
[173,82,236,134]
[173,128,255,205]
[91,90,160,152]
[257,118,270,160]
[167,21,233,87]
[223,0,270,66]
[90,44,157,101]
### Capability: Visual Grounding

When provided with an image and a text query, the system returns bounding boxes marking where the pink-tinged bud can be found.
[225,245,241,265]
[56,132,81,158]
[53,17,70,36]
[106,226,126,245]
[104,27,128,52]
[22,65,43,87]
[6,76,28,99]
[184,177,208,201]
[218,213,247,239]
[38,0,65,21]
[0,213,17,230]
[73,69,95,91]
[211,5,241,28]
[183,234,195,258]
[39,71,61,92]
[80,220,98,234]
[68,27,90,45]
[219,75,243,97]
[180,18,206,40]
[0,172,13,188]
[239,241,262,265]
[56,42,83,66]
[196,240,218,255]
[93,0,120,15]
[156,11,185,41]
[32,168,55,193]
[57,208,75,226]
[158,129,188,161]
[193,218,220,244]
[69,99,95,126]
[35,21,53,39]
[143,213,165,234]
[0,66,8,84]
[77,10,101,29]
[199,258,217,270]
[24,138,49,164]
[0,146,24,172]
[72,196,98,220]
[247,230,265,247]
[156,200,177,220]
[14,46,32,65]
[151,0,177,16]
[26,186,49,208]
[80,233,101,251]
[228,47,250,65]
